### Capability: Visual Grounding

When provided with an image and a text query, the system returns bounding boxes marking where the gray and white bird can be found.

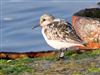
[33,14,85,53]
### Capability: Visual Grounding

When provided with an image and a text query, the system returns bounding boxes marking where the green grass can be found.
[64,49,100,59]
[0,58,35,75]
[88,68,100,73]
[0,49,100,75]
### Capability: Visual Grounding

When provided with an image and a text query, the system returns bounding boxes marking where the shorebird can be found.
[32,14,85,58]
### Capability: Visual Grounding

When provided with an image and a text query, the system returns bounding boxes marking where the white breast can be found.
[42,28,83,50]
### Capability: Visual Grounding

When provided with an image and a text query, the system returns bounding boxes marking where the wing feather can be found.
[44,19,83,44]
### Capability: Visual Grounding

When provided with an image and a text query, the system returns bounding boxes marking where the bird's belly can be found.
[46,40,82,49]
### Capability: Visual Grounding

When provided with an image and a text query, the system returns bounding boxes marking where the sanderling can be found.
[33,14,85,58]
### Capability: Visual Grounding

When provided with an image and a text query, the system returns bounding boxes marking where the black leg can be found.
[58,48,66,60]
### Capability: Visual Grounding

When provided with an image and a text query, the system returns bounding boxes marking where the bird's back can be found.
[43,19,83,44]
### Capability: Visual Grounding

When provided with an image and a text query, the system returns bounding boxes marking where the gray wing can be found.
[45,19,83,44]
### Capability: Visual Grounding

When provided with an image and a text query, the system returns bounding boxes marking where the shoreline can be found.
[0,48,100,59]
[0,51,57,59]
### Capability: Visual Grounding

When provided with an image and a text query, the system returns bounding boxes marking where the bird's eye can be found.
[43,19,46,21]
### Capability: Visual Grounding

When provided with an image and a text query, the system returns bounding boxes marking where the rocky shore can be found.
[0,51,57,59]
[0,49,100,75]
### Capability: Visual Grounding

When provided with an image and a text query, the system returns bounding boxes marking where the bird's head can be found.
[32,14,55,29]
[40,14,55,27]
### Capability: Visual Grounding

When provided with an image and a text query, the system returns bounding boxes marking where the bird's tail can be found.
[74,41,100,51]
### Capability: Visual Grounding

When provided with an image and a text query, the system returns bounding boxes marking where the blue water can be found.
[0,0,99,52]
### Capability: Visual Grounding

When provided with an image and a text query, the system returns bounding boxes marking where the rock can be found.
[97,2,100,5]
